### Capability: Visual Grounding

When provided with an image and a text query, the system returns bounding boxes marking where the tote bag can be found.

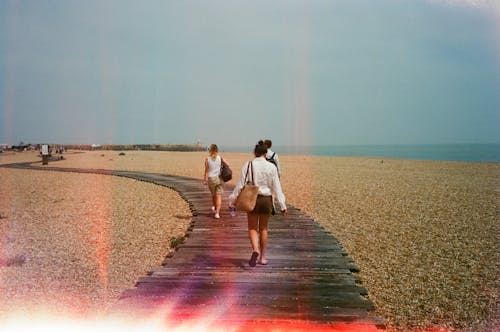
[235,161,259,212]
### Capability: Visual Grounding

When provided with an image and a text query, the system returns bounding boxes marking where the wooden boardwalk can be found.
[2,161,384,330]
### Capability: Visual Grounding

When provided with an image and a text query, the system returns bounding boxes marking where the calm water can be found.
[222,144,500,162]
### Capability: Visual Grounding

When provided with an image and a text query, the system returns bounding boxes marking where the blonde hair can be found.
[208,144,218,160]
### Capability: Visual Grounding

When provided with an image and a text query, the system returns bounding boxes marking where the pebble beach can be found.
[0,150,498,331]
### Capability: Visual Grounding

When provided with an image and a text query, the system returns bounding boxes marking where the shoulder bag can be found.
[220,159,232,182]
[235,161,259,212]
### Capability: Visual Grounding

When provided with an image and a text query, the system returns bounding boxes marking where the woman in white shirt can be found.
[229,141,287,267]
[203,144,229,219]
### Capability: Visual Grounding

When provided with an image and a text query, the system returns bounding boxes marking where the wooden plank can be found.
[1,162,384,328]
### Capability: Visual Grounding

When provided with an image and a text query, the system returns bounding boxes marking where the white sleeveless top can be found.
[207,155,221,178]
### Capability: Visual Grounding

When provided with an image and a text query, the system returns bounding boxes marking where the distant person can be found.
[264,139,280,177]
[203,144,230,219]
[264,139,281,215]
[229,141,287,267]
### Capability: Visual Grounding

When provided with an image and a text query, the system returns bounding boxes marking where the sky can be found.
[1,0,499,148]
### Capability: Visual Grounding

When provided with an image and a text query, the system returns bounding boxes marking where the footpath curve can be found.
[2,161,385,330]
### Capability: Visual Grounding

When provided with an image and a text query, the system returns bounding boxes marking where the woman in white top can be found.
[229,141,287,266]
[203,144,229,219]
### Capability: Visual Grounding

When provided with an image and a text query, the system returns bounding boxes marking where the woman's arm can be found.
[274,153,281,177]
[203,157,209,184]
[228,161,249,206]
[271,167,286,213]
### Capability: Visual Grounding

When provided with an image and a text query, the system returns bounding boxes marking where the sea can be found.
[222,144,500,162]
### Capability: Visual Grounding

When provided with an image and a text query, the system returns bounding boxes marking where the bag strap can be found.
[244,161,254,185]
[250,161,254,185]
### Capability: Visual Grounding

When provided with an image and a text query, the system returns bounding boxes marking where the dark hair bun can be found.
[254,140,267,157]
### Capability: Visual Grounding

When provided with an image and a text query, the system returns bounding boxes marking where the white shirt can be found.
[229,157,286,211]
[206,155,221,178]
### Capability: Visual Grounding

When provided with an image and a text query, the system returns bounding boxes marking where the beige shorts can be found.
[207,176,223,195]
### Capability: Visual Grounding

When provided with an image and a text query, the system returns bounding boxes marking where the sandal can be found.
[249,252,259,267]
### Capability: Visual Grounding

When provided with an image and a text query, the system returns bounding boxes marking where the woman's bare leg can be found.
[211,195,217,210]
[215,194,222,215]
[247,213,260,254]
[258,214,270,264]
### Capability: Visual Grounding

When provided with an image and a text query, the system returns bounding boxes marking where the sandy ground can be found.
[0,150,498,331]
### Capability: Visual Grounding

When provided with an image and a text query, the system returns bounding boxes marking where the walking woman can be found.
[203,144,229,219]
[229,141,287,266]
